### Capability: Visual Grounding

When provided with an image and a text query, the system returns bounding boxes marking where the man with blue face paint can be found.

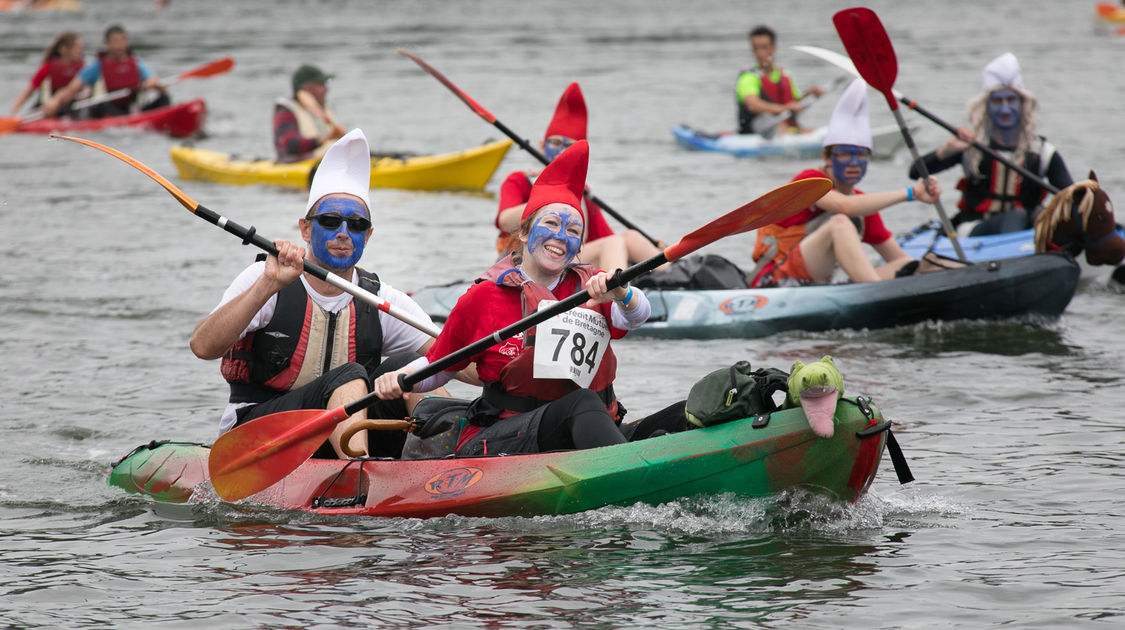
[909,52,1073,236]
[751,79,950,288]
[191,129,461,460]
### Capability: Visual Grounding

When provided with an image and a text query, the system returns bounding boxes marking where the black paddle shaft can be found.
[900,97,1061,195]
[490,118,661,247]
[339,253,667,416]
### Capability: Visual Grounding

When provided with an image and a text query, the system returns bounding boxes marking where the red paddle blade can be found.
[0,117,22,135]
[177,56,235,80]
[208,407,348,501]
[49,135,200,212]
[832,7,900,109]
[396,49,498,124]
[664,178,832,261]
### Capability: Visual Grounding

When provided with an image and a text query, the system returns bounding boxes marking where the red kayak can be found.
[16,98,206,138]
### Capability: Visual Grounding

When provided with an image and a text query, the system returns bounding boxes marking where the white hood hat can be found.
[306,128,372,213]
[981,52,1023,91]
[822,78,872,150]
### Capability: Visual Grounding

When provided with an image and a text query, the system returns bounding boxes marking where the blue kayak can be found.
[898,221,1125,263]
[671,123,910,159]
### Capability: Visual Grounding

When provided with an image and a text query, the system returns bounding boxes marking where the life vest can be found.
[750,209,861,288]
[477,258,620,420]
[38,58,83,104]
[736,67,796,135]
[94,52,142,110]
[275,97,337,160]
[957,137,1056,216]
[220,269,385,404]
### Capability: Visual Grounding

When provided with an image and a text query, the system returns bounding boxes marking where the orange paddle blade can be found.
[397,49,498,123]
[209,407,347,502]
[664,178,831,261]
[49,134,200,212]
[0,116,24,135]
[178,56,235,80]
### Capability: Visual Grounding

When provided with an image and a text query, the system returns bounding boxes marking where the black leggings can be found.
[535,389,628,452]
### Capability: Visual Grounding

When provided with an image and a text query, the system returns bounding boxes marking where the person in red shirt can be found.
[751,79,946,287]
[10,31,85,116]
[495,83,664,272]
[375,140,658,456]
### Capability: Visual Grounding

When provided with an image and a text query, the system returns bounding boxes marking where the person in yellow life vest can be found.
[10,31,85,116]
[494,83,666,272]
[909,52,1074,237]
[274,64,346,163]
[736,25,825,135]
[44,25,169,118]
[751,79,951,288]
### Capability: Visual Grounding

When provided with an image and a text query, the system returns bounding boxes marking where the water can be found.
[2,0,1124,627]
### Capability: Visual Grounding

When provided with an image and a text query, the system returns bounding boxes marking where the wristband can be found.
[906,186,914,202]
[617,286,633,308]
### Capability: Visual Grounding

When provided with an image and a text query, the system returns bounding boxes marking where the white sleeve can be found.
[211,261,278,338]
[400,356,456,392]
[610,287,651,331]
[376,282,439,355]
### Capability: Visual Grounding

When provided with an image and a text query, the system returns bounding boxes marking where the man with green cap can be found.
[273,63,345,163]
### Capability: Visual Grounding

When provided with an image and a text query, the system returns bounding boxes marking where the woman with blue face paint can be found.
[909,52,1074,236]
[190,129,457,460]
[751,79,947,287]
[374,140,682,456]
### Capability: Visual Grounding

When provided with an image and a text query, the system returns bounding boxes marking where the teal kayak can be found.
[107,396,895,518]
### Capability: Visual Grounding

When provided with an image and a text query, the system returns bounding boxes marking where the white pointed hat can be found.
[981,52,1023,91]
[306,128,372,213]
[823,78,872,150]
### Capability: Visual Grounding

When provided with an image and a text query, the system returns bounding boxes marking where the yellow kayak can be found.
[169,139,512,191]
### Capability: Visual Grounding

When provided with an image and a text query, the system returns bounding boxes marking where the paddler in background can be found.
[43,24,170,118]
[376,140,689,456]
[750,78,952,288]
[9,31,85,116]
[274,64,345,163]
[909,52,1074,237]
[190,129,464,460]
[494,82,666,272]
[736,25,825,135]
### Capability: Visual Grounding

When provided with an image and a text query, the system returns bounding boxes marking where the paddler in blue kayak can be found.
[909,52,1074,237]
[494,82,665,271]
[376,140,691,455]
[190,129,462,460]
[736,25,825,135]
[750,78,952,288]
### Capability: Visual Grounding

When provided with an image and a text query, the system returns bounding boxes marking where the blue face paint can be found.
[527,210,582,263]
[542,136,575,162]
[830,144,869,185]
[987,88,1021,132]
[310,196,369,269]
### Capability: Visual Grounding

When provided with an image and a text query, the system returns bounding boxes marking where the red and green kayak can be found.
[107,396,894,518]
[15,98,206,138]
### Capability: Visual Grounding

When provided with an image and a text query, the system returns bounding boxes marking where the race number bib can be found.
[532,300,611,388]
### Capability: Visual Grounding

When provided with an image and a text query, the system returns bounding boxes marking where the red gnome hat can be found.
[544,82,587,141]
[522,139,589,223]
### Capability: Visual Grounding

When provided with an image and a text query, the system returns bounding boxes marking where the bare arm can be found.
[496,204,525,234]
[10,84,36,114]
[816,177,941,217]
[742,92,801,116]
[43,76,84,116]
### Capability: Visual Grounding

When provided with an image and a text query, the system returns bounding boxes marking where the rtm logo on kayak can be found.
[424,467,484,496]
[719,295,768,314]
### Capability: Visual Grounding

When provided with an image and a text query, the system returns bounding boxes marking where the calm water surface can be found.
[2,0,1124,627]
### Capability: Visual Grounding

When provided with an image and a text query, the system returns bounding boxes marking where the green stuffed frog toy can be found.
[787,355,844,438]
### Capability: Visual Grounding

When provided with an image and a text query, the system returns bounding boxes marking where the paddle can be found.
[1,57,235,134]
[793,44,1062,196]
[396,48,661,248]
[832,8,968,262]
[750,74,850,140]
[207,176,833,502]
[50,134,442,339]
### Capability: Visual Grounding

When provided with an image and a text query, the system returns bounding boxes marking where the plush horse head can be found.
[1034,172,1125,266]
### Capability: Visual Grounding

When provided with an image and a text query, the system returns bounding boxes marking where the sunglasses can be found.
[309,212,371,232]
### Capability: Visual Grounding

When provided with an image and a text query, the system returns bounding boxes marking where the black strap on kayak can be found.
[310,459,368,509]
[852,396,915,485]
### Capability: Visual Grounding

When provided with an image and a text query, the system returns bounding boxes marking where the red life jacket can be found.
[477,258,620,420]
[46,58,83,91]
[98,52,142,109]
[736,67,796,134]
[220,269,385,404]
[957,138,1055,216]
